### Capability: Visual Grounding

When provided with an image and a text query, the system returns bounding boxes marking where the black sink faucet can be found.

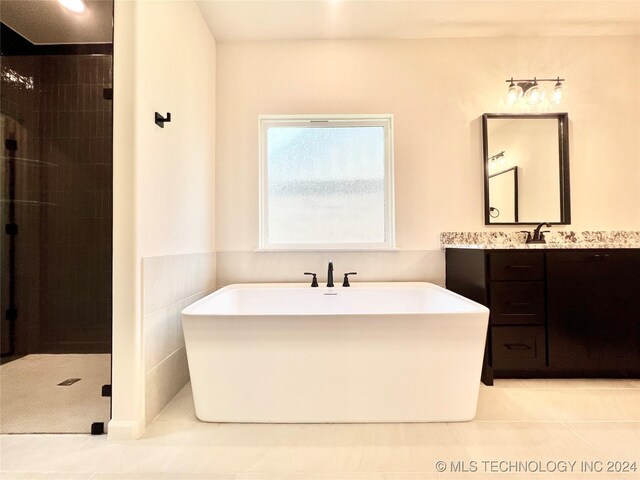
[522,222,551,244]
[532,222,551,242]
[327,261,334,288]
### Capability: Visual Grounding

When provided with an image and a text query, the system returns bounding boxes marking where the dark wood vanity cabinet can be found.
[445,248,640,385]
[546,250,640,374]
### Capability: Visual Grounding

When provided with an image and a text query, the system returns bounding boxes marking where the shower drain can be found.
[57,378,81,386]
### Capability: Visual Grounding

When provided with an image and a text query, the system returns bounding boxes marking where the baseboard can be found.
[107,418,145,440]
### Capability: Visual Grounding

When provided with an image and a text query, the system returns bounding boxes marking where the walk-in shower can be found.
[0,1,113,434]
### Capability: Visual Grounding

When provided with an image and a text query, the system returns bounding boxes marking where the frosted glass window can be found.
[259,115,395,249]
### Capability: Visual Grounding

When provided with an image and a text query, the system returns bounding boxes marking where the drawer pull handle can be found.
[507,265,533,269]
[506,302,532,306]
[504,343,531,350]
[592,254,610,259]
[499,313,536,317]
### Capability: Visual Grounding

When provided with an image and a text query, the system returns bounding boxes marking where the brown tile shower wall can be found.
[1,56,42,355]
[1,54,113,355]
[37,55,113,353]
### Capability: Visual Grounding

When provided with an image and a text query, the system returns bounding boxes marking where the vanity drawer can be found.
[492,326,546,371]
[490,282,545,325]
[489,252,544,281]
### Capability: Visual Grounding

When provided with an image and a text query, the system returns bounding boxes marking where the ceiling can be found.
[1,0,637,45]
[196,0,640,41]
[0,0,113,44]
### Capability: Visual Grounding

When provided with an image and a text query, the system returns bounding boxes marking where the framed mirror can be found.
[482,113,570,225]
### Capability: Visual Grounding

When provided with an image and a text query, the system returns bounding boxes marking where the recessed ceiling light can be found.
[58,0,86,14]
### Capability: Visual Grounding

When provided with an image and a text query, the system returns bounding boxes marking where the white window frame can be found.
[258,114,396,251]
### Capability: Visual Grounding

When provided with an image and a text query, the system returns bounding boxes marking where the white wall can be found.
[112,0,215,439]
[216,36,640,277]
[135,2,216,258]
[142,253,215,425]
[113,25,640,436]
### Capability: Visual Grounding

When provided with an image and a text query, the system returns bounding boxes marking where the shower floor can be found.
[0,354,110,434]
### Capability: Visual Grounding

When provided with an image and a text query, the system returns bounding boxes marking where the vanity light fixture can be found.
[488,151,505,171]
[505,76,565,106]
[58,0,86,14]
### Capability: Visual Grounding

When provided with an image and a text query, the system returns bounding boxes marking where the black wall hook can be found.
[155,112,171,128]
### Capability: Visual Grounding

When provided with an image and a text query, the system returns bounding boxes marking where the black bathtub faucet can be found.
[342,272,357,287]
[304,272,319,287]
[327,261,334,288]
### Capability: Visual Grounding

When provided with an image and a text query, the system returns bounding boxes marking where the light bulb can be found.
[551,80,563,104]
[58,0,85,13]
[499,154,505,166]
[490,159,496,171]
[507,87,519,106]
[525,80,543,105]
[506,79,521,106]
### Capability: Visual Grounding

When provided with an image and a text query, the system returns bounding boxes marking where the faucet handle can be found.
[342,272,357,287]
[304,272,319,288]
[520,231,533,243]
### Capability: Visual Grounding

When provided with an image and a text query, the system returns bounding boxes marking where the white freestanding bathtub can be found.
[181,282,489,423]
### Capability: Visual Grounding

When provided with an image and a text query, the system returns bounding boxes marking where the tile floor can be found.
[0,354,111,434]
[1,379,639,479]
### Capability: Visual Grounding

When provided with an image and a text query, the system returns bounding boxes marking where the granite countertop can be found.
[440,231,640,250]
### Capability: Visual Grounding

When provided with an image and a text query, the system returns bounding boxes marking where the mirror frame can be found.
[482,112,571,225]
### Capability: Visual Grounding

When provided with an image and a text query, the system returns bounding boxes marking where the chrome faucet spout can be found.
[327,261,334,288]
